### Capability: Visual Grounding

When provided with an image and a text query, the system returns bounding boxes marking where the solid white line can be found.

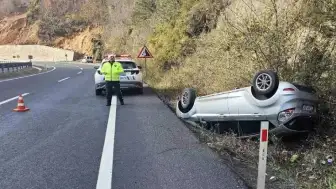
[77,71,82,74]
[96,96,117,189]
[58,77,70,83]
[32,66,42,71]
[0,67,56,83]
[0,93,30,106]
[80,68,83,70]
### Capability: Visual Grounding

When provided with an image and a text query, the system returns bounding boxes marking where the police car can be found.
[94,54,144,95]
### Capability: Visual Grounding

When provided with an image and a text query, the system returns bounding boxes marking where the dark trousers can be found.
[106,81,124,104]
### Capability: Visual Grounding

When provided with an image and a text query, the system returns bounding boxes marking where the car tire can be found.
[137,88,144,94]
[178,88,197,113]
[95,89,102,96]
[252,70,279,96]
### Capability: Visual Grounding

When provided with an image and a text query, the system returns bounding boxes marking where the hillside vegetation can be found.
[101,0,336,188]
[0,0,335,188]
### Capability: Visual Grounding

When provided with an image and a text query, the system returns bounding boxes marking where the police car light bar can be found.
[115,54,132,58]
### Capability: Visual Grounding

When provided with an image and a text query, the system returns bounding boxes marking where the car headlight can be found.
[278,108,295,122]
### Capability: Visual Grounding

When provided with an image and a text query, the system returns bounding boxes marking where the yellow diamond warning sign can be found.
[137,45,153,58]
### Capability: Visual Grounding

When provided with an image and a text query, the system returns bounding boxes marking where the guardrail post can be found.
[257,121,269,189]
[0,60,33,73]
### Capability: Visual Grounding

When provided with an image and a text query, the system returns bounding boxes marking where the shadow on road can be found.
[96,86,158,97]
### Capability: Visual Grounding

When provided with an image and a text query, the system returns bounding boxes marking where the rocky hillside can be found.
[0,0,30,18]
[0,0,102,55]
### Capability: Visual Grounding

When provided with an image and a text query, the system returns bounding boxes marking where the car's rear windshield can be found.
[101,61,137,69]
[120,61,137,69]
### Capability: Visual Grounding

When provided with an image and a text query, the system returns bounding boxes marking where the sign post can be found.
[257,121,269,189]
[137,45,153,80]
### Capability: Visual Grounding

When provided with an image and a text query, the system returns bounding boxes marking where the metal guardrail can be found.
[0,60,32,73]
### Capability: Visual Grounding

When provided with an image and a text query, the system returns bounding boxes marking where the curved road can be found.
[0,63,248,189]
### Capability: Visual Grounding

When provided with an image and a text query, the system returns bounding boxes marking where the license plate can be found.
[303,105,314,112]
[120,76,128,80]
[120,76,134,81]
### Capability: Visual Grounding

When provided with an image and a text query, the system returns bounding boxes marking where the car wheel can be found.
[178,88,196,113]
[252,70,279,96]
[95,89,102,96]
[137,88,144,94]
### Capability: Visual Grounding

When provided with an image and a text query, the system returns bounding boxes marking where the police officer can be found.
[100,54,125,106]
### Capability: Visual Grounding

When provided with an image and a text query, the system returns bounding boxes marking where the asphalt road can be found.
[0,62,248,189]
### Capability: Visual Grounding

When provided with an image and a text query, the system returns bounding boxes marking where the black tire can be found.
[252,70,279,95]
[95,89,102,96]
[138,88,144,94]
[177,88,197,113]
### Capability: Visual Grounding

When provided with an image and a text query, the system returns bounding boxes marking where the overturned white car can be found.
[176,70,319,136]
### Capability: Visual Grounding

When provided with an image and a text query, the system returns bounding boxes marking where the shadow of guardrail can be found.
[0,60,32,73]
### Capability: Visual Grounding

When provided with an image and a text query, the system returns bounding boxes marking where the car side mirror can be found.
[137,66,142,69]
[97,70,102,75]
[94,66,99,69]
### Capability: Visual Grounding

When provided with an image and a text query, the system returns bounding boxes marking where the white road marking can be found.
[0,67,56,83]
[96,96,117,189]
[76,66,83,69]
[58,77,70,83]
[32,66,42,71]
[77,71,82,74]
[0,93,30,106]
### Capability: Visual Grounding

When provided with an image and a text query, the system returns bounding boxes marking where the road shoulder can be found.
[112,88,249,189]
[152,87,257,188]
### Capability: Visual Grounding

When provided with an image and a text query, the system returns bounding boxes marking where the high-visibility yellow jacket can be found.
[101,61,124,81]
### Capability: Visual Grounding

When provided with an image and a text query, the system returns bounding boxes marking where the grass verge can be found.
[153,87,336,189]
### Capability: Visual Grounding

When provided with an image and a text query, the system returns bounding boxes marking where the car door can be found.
[227,87,266,121]
[195,92,230,121]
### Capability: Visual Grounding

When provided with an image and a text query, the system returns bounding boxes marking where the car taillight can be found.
[278,108,295,122]
[283,88,295,91]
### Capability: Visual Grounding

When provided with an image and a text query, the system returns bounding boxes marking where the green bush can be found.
[38,11,89,42]
[26,0,40,25]
[132,0,156,24]
[185,0,227,37]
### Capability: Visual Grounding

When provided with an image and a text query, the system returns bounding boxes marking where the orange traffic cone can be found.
[13,95,30,112]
